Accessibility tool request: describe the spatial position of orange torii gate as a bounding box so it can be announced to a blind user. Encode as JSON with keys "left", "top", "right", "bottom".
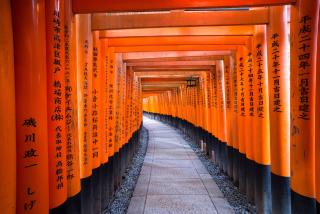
{"left": 2, "top": 0, "right": 320, "bottom": 213}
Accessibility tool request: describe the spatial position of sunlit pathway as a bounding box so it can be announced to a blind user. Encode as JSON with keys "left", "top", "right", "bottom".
{"left": 127, "top": 117, "right": 234, "bottom": 214}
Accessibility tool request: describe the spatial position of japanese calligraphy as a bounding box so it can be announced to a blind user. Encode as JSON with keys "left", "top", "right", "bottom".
{"left": 297, "top": 15, "right": 312, "bottom": 120}
{"left": 239, "top": 57, "right": 245, "bottom": 117}
{"left": 232, "top": 60, "right": 238, "bottom": 113}
{"left": 247, "top": 52, "right": 255, "bottom": 117}
{"left": 255, "top": 45, "right": 265, "bottom": 118}
{"left": 92, "top": 45, "right": 99, "bottom": 161}
{"left": 270, "top": 33, "right": 282, "bottom": 113}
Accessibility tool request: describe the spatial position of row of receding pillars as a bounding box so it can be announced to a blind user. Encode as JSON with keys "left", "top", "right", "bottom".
{"left": 143, "top": 2, "right": 320, "bottom": 214}
{"left": 0, "top": 0, "right": 144, "bottom": 213}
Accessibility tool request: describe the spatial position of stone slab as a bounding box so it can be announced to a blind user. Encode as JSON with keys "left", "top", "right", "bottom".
{"left": 144, "top": 195, "right": 218, "bottom": 214}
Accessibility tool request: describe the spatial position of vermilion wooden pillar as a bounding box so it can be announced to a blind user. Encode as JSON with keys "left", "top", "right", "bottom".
{"left": 99, "top": 38, "right": 109, "bottom": 164}
{"left": 206, "top": 72, "right": 215, "bottom": 159}
{"left": 106, "top": 47, "right": 116, "bottom": 159}
{"left": 64, "top": 0, "right": 81, "bottom": 212}
{"left": 12, "top": 0, "right": 49, "bottom": 212}
{"left": 99, "top": 38, "right": 111, "bottom": 210}
{"left": 212, "top": 65, "right": 220, "bottom": 166}
{"left": 290, "top": 0, "right": 319, "bottom": 212}
{"left": 316, "top": 11, "right": 320, "bottom": 212}
{"left": 267, "top": 6, "right": 291, "bottom": 214}
{"left": 76, "top": 14, "right": 93, "bottom": 214}
{"left": 216, "top": 60, "right": 227, "bottom": 172}
{"left": 243, "top": 41, "right": 255, "bottom": 203}
{"left": 231, "top": 52, "right": 240, "bottom": 185}
{"left": 316, "top": 10, "right": 320, "bottom": 212}
{"left": 46, "top": 0, "right": 68, "bottom": 210}
{"left": 237, "top": 46, "right": 247, "bottom": 194}
{"left": 64, "top": 0, "right": 81, "bottom": 200}
{"left": 92, "top": 31, "right": 102, "bottom": 171}
{"left": 116, "top": 54, "right": 125, "bottom": 152}
{"left": 138, "top": 78, "right": 143, "bottom": 126}
{"left": 126, "top": 68, "right": 133, "bottom": 141}
{"left": 252, "top": 25, "right": 271, "bottom": 213}
{"left": 0, "top": 1, "right": 16, "bottom": 213}
{"left": 76, "top": 13, "right": 93, "bottom": 179}
{"left": 205, "top": 72, "right": 212, "bottom": 139}
{"left": 91, "top": 30, "right": 102, "bottom": 214}
{"left": 209, "top": 69, "right": 216, "bottom": 159}
{"left": 197, "top": 77, "right": 202, "bottom": 130}
{"left": 224, "top": 56, "right": 233, "bottom": 177}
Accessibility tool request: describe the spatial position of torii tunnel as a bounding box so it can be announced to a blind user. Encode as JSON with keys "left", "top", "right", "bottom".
{"left": 1, "top": 0, "right": 320, "bottom": 213}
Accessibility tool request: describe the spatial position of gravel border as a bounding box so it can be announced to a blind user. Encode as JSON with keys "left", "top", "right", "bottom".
{"left": 176, "top": 128, "right": 256, "bottom": 214}
{"left": 104, "top": 126, "right": 149, "bottom": 214}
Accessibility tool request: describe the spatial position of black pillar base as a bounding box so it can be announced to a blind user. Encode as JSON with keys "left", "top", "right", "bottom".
{"left": 113, "top": 152, "right": 120, "bottom": 192}
{"left": 271, "top": 173, "right": 291, "bottom": 214}
{"left": 101, "top": 163, "right": 109, "bottom": 211}
{"left": 254, "top": 163, "right": 271, "bottom": 214}
{"left": 239, "top": 152, "right": 247, "bottom": 194}
{"left": 106, "top": 160, "right": 113, "bottom": 201}
{"left": 120, "top": 145, "right": 126, "bottom": 181}
{"left": 212, "top": 136, "right": 218, "bottom": 164}
{"left": 129, "top": 138, "right": 133, "bottom": 164}
{"left": 207, "top": 134, "right": 214, "bottom": 158}
{"left": 125, "top": 142, "right": 130, "bottom": 169}
{"left": 232, "top": 148, "right": 239, "bottom": 187}
{"left": 222, "top": 142, "right": 228, "bottom": 173}
{"left": 109, "top": 156, "right": 115, "bottom": 198}
{"left": 49, "top": 202, "right": 66, "bottom": 214}
{"left": 80, "top": 175, "right": 93, "bottom": 214}
{"left": 246, "top": 158, "right": 255, "bottom": 203}
{"left": 92, "top": 167, "right": 101, "bottom": 214}
{"left": 216, "top": 140, "right": 221, "bottom": 168}
{"left": 291, "top": 190, "right": 316, "bottom": 214}
{"left": 65, "top": 193, "right": 81, "bottom": 214}
{"left": 227, "top": 145, "right": 233, "bottom": 178}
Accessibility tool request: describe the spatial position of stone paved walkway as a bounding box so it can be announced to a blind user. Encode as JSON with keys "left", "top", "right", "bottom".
{"left": 127, "top": 117, "right": 234, "bottom": 214}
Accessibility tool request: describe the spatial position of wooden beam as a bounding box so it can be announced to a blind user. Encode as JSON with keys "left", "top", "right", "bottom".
{"left": 134, "top": 69, "right": 209, "bottom": 73}
{"left": 115, "top": 45, "right": 237, "bottom": 53}
{"left": 133, "top": 65, "right": 213, "bottom": 71}
{"left": 73, "top": 0, "right": 295, "bottom": 13}
{"left": 124, "top": 55, "right": 224, "bottom": 63}
{"left": 143, "top": 90, "right": 173, "bottom": 93}
{"left": 108, "top": 36, "right": 249, "bottom": 46}
{"left": 134, "top": 71, "right": 206, "bottom": 77}
{"left": 123, "top": 51, "right": 230, "bottom": 60}
{"left": 142, "top": 90, "right": 176, "bottom": 95}
{"left": 99, "top": 26, "right": 254, "bottom": 38}
{"left": 92, "top": 10, "right": 270, "bottom": 30}
{"left": 142, "top": 83, "right": 185, "bottom": 87}
{"left": 128, "top": 60, "right": 216, "bottom": 66}
{"left": 143, "top": 91, "right": 167, "bottom": 94}
{"left": 141, "top": 77, "right": 189, "bottom": 82}
{"left": 143, "top": 86, "right": 180, "bottom": 90}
